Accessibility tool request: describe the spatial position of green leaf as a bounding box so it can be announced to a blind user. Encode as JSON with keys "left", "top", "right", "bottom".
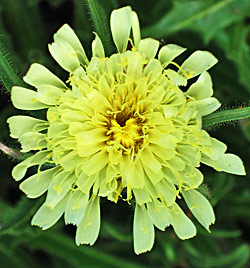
{"left": 201, "top": 228, "right": 242, "bottom": 238}
{"left": 215, "top": 25, "right": 250, "bottom": 92}
{"left": 102, "top": 221, "right": 131, "bottom": 242}
{"left": 85, "top": 0, "right": 116, "bottom": 56}
{"left": 2, "top": 0, "right": 46, "bottom": 62}
{"left": 142, "top": 0, "right": 250, "bottom": 43}
{"left": 0, "top": 197, "right": 42, "bottom": 236}
{"left": 193, "top": 244, "right": 249, "bottom": 268}
{"left": 0, "top": 248, "right": 24, "bottom": 268}
{"left": 158, "top": 236, "right": 176, "bottom": 263}
{"left": 28, "top": 230, "right": 148, "bottom": 268}
{"left": 209, "top": 173, "right": 235, "bottom": 206}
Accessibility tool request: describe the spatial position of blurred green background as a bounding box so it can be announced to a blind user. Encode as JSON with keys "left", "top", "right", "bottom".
{"left": 0, "top": 0, "right": 250, "bottom": 267}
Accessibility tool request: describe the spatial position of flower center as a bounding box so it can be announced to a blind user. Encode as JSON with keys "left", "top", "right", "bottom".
{"left": 106, "top": 108, "right": 146, "bottom": 151}
{"left": 116, "top": 111, "right": 132, "bottom": 127}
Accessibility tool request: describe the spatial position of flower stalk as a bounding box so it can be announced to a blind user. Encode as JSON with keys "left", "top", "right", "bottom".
{"left": 0, "top": 44, "right": 25, "bottom": 91}
{"left": 85, "top": 0, "right": 116, "bottom": 56}
{"left": 202, "top": 106, "right": 250, "bottom": 129}
{"left": 0, "top": 142, "right": 22, "bottom": 160}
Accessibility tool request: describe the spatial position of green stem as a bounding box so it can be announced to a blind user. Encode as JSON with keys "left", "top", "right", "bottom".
{"left": 85, "top": 0, "right": 116, "bottom": 56}
{"left": 0, "top": 46, "right": 25, "bottom": 91}
{"left": 202, "top": 106, "right": 250, "bottom": 129}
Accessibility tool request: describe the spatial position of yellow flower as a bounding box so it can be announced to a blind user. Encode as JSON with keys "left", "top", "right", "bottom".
{"left": 7, "top": 6, "right": 245, "bottom": 254}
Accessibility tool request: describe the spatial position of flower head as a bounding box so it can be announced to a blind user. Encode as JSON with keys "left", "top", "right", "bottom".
{"left": 7, "top": 6, "right": 245, "bottom": 254}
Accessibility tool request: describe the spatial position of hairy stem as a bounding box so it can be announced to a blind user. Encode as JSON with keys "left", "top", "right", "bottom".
{"left": 85, "top": 0, "right": 116, "bottom": 56}
{"left": 0, "top": 46, "right": 25, "bottom": 91}
{"left": 0, "top": 142, "right": 22, "bottom": 159}
{"left": 202, "top": 106, "right": 250, "bottom": 129}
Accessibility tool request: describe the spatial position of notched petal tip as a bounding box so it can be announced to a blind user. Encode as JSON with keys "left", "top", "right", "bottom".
{"left": 11, "top": 86, "right": 49, "bottom": 110}
{"left": 49, "top": 23, "right": 88, "bottom": 72}
{"left": 183, "top": 189, "right": 215, "bottom": 232}
{"left": 158, "top": 44, "right": 186, "bottom": 68}
{"left": 134, "top": 245, "right": 154, "bottom": 255}
{"left": 170, "top": 203, "right": 197, "bottom": 240}
{"left": 75, "top": 195, "right": 101, "bottom": 246}
{"left": 138, "top": 38, "right": 159, "bottom": 61}
{"left": 23, "top": 63, "right": 67, "bottom": 89}
{"left": 31, "top": 197, "right": 67, "bottom": 230}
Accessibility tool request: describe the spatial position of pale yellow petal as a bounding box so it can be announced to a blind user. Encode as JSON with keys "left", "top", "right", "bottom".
{"left": 7, "top": 115, "right": 48, "bottom": 139}
{"left": 59, "top": 151, "right": 83, "bottom": 171}
{"left": 130, "top": 11, "right": 141, "bottom": 48}
{"left": 133, "top": 204, "right": 155, "bottom": 255}
{"left": 12, "top": 150, "right": 51, "bottom": 181}
{"left": 76, "top": 195, "right": 101, "bottom": 245}
{"left": 148, "top": 130, "right": 177, "bottom": 149}
{"left": 202, "top": 153, "right": 246, "bottom": 175}
{"left": 77, "top": 143, "right": 104, "bottom": 158}
{"left": 181, "top": 167, "right": 204, "bottom": 188}
{"left": 158, "top": 44, "right": 186, "bottom": 68}
{"left": 82, "top": 150, "right": 109, "bottom": 176}
{"left": 110, "top": 6, "right": 132, "bottom": 52}
{"left": 179, "top": 51, "right": 218, "bottom": 79}
{"left": 37, "top": 85, "right": 63, "bottom": 105}
{"left": 23, "top": 63, "right": 67, "bottom": 89}
{"left": 156, "top": 179, "right": 177, "bottom": 206}
{"left": 131, "top": 161, "right": 145, "bottom": 189}
{"left": 138, "top": 38, "right": 159, "bottom": 61}
{"left": 46, "top": 170, "right": 75, "bottom": 208}
{"left": 139, "top": 147, "right": 162, "bottom": 177}
{"left": 126, "top": 53, "right": 143, "bottom": 79}
{"left": 65, "top": 189, "right": 88, "bottom": 225}
{"left": 192, "top": 97, "right": 221, "bottom": 116}
{"left": 49, "top": 39, "right": 80, "bottom": 73}
{"left": 31, "top": 196, "right": 68, "bottom": 230}
{"left": 133, "top": 188, "right": 151, "bottom": 205}
{"left": 11, "top": 87, "right": 49, "bottom": 110}
{"left": 76, "top": 128, "right": 107, "bottom": 146}
{"left": 92, "top": 32, "right": 105, "bottom": 58}
{"left": 147, "top": 199, "right": 171, "bottom": 230}
{"left": 165, "top": 69, "right": 187, "bottom": 86}
{"left": 20, "top": 167, "right": 59, "bottom": 198}
{"left": 182, "top": 189, "right": 215, "bottom": 231}
{"left": 202, "top": 138, "right": 227, "bottom": 160}
{"left": 186, "top": 71, "right": 213, "bottom": 100}
{"left": 170, "top": 203, "right": 197, "bottom": 240}
{"left": 19, "top": 132, "right": 47, "bottom": 152}
{"left": 50, "top": 24, "right": 88, "bottom": 69}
